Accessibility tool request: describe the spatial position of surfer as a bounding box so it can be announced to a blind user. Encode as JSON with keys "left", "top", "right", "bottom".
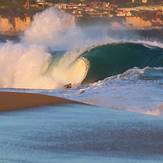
{"left": 64, "top": 83, "right": 72, "bottom": 89}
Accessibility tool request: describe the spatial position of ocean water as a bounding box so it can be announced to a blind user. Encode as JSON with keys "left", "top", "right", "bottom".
{"left": 0, "top": 8, "right": 163, "bottom": 162}
{"left": 1, "top": 104, "right": 163, "bottom": 163}
{"left": 0, "top": 105, "right": 163, "bottom": 163}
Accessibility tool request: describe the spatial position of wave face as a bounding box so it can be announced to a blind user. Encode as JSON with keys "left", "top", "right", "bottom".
{"left": 82, "top": 43, "right": 163, "bottom": 83}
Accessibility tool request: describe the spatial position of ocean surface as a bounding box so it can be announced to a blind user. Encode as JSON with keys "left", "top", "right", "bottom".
{"left": 0, "top": 8, "right": 163, "bottom": 162}
{"left": 1, "top": 104, "right": 163, "bottom": 163}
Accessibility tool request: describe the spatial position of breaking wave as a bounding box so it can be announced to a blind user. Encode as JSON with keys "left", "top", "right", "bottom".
{"left": 0, "top": 8, "right": 163, "bottom": 89}
{"left": 82, "top": 43, "right": 163, "bottom": 83}
{"left": 0, "top": 8, "right": 88, "bottom": 89}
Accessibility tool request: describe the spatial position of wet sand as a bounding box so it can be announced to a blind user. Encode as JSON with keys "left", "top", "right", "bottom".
{"left": 0, "top": 91, "right": 81, "bottom": 111}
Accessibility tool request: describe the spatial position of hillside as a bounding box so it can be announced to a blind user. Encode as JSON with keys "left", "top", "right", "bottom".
{"left": 0, "top": 0, "right": 42, "bottom": 17}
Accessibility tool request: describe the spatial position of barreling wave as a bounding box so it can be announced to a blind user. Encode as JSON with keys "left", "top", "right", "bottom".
{"left": 0, "top": 8, "right": 163, "bottom": 89}
{"left": 82, "top": 42, "right": 163, "bottom": 83}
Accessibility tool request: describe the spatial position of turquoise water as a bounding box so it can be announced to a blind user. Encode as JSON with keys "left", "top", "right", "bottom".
{"left": 83, "top": 43, "right": 163, "bottom": 83}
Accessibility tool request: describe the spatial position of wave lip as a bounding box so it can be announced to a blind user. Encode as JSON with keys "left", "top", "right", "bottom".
{"left": 49, "top": 56, "right": 90, "bottom": 88}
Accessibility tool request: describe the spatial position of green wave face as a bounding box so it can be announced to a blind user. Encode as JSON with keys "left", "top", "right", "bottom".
{"left": 82, "top": 43, "right": 163, "bottom": 83}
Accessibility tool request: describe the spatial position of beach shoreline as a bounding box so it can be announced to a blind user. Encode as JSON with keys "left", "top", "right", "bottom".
{"left": 0, "top": 91, "right": 81, "bottom": 111}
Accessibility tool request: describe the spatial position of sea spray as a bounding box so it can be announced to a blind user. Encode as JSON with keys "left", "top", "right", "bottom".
{"left": 0, "top": 8, "right": 89, "bottom": 89}
{"left": 0, "top": 41, "right": 89, "bottom": 89}
{"left": 0, "top": 42, "right": 53, "bottom": 89}
{"left": 0, "top": 8, "right": 116, "bottom": 89}
{"left": 23, "top": 8, "right": 81, "bottom": 50}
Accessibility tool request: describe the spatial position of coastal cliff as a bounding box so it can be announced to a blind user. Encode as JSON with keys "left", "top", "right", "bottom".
{"left": 125, "top": 16, "right": 152, "bottom": 28}
{"left": 0, "top": 16, "right": 31, "bottom": 34}
{"left": 125, "top": 16, "right": 163, "bottom": 28}
{"left": 0, "top": 15, "right": 162, "bottom": 35}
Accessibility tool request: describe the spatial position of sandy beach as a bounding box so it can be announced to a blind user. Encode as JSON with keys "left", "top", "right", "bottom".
{"left": 0, "top": 92, "right": 80, "bottom": 111}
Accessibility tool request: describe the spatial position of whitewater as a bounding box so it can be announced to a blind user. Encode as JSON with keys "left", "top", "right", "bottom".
{"left": 0, "top": 7, "right": 162, "bottom": 116}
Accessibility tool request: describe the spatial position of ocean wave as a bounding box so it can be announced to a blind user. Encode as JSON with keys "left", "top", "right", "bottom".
{"left": 0, "top": 8, "right": 162, "bottom": 89}
{"left": 82, "top": 43, "right": 163, "bottom": 83}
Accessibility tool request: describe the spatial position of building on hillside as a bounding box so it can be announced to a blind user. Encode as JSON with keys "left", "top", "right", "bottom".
{"left": 36, "top": 0, "right": 47, "bottom": 7}
{"left": 132, "top": 0, "right": 148, "bottom": 3}
{"left": 142, "top": 0, "right": 148, "bottom": 3}
{"left": 36, "top": 0, "right": 45, "bottom": 2}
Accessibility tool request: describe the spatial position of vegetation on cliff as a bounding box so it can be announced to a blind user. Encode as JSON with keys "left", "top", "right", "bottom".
{"left": 0, "top": 0, "right": 42, "bottom": 17}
